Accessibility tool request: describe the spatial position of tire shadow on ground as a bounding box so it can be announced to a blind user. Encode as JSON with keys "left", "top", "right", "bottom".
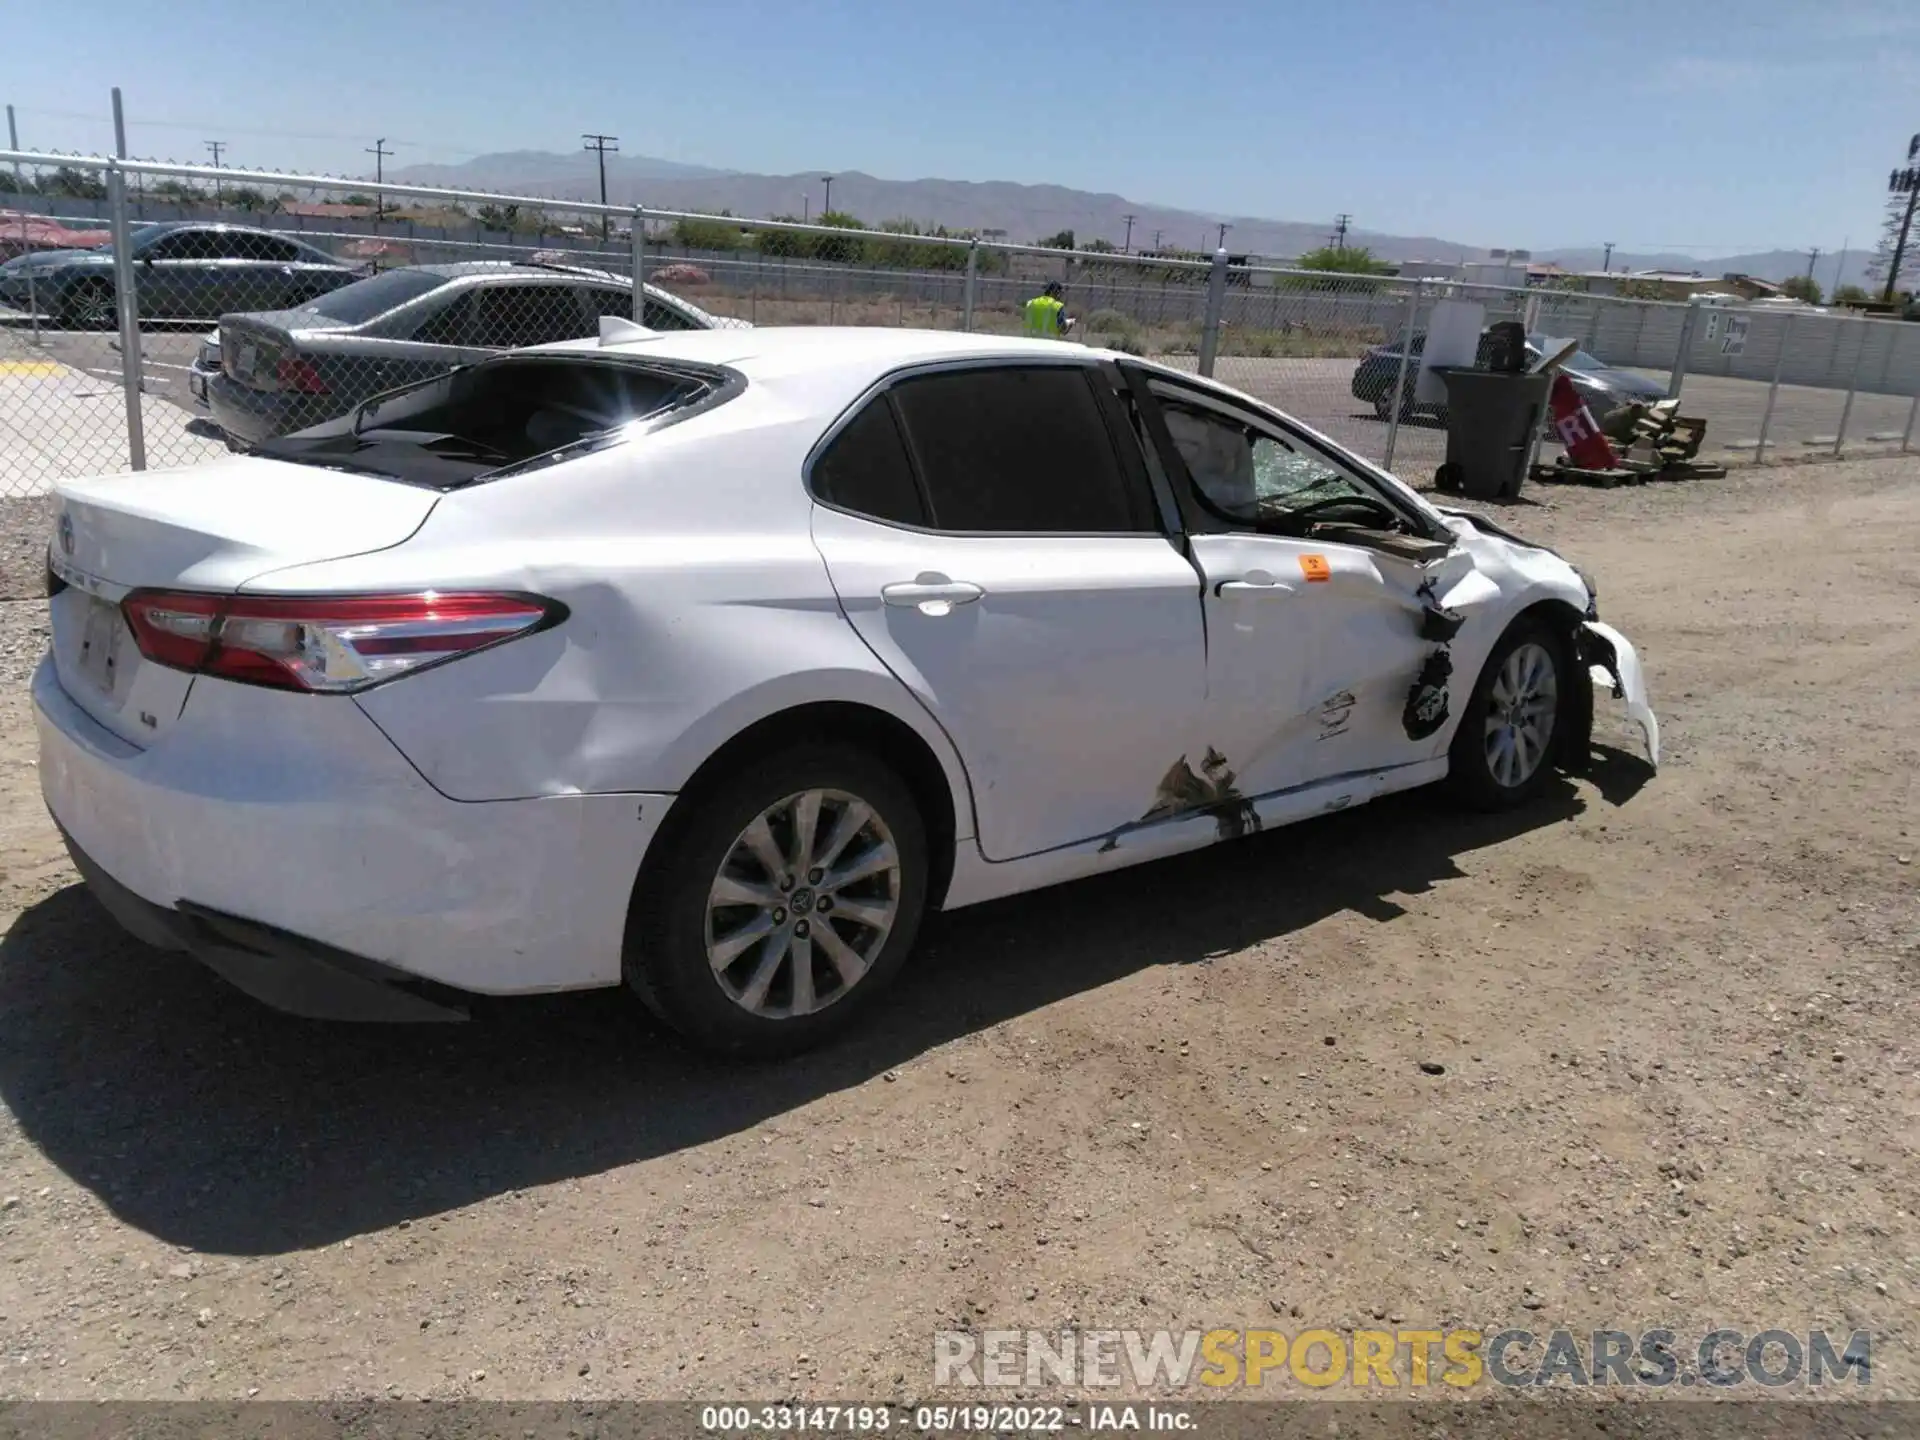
{"left": 0, "top": 750, "right": 1651, "bottom": 1255}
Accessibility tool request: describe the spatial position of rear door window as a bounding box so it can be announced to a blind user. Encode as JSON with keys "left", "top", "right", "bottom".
{"left": 149, "top": 229, "right": 223, "bottom": 260}
{"left": 811, "top": 398, "right": 927, "bottom": 527}
{"left": 220, "top": 232, "right": 303, "bottom": 262}
{"left": 589, "top": 287, "right": 705, "bottom": 331}
{"left": 471, "top": 284, "right": 593, "bottom": 348}
{"left": 411, "top": 293, "right": 474, "bottom": 346}
{"left": 210, "top": 231, "right": 275, "bottom": 260}
{"left": 888, "top": 365, "right": 1152, "bottom": 533}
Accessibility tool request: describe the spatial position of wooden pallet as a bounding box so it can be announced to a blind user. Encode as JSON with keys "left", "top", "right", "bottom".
{"left": 1532, "top": 458, "right": 1729, "bottom": 487}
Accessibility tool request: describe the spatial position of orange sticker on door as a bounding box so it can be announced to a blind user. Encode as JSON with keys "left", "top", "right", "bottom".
{"left": 1299, "top": 554, "right": 1332, "bottom": 583}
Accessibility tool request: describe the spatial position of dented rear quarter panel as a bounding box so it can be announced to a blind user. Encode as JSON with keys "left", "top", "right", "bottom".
{"left": 247, "top": 394, "right": 976, "bottom": 832}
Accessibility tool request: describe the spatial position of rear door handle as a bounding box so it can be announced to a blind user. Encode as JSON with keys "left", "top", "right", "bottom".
{"left": 881, "top": 578, "right": 984, "bottom": 614}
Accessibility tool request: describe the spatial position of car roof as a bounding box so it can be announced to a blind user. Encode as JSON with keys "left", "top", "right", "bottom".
{"left": 544, "top": 325, "right": 1112, "bottom": 382}
{"left": 518, "top": 327, "right": 1123, "bottom": 418}
{"left": 412, "top": 260, "right": 624, "bottom": 281}
{"left": 138, "top": 220, "right": 298, "bottom": 238}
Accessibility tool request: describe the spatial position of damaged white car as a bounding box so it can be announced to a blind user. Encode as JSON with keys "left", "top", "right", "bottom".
{"left": 36, "top": 325, "right": 1657, "bottom": 1057}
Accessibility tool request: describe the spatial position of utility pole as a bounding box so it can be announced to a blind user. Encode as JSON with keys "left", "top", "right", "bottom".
{"left": 1121, "top": 213, "right": 1137, "bottom": 254}
{"left": 1833, "top": 235, "right": 1849, "bottom": 298}
{"left": 1602, "top": 241, "right": 1615, "bottom": 273}
{"left": 821, "top": 174, "right": 834, "bottom": 217}
{"left": 582, "top": 132, "right": 619, "bottom": 241}
{"left": 364, "top": 137, "right": 391, "bottom": 222}
{"left": 1881, "top": 138, "right": 1920, "bottom": 304}
{"left": 204, "top": 140, "right": 225, "bottom": 204}
{"left": 803, "top": 195, "right": 810, "bottom": 224}
{"left": 1806, "top": 247, "right": 1821, "bottom": 281}
{"left": 5, "top": 106, "right": 20, "bottom": 193}
{"left": 1331, "top": 213, "right": 1352, "bottom": 250}
{"left": 1151, "top": 229, "right": 1164, "bottom": 252}
{"left": 1215, "top": 221, "right": 1231, "bottom": 251}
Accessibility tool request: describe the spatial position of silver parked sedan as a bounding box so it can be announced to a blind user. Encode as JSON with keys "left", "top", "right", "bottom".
{"left": 200, "top": 261, "right": 744, "bottom": 446}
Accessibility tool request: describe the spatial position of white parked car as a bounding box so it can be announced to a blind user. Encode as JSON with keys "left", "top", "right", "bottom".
{"left": 37, "top": 325, "right": 1657, "bottom": 1056}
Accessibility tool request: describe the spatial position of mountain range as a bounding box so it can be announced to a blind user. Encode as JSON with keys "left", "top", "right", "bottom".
{"left": 388, "top": 150, "right": 1878, "bottom": 291}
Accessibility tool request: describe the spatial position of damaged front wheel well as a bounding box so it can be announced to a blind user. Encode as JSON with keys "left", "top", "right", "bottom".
{"left": 1519, "top": 599, "right": 1593, "bottom": 775}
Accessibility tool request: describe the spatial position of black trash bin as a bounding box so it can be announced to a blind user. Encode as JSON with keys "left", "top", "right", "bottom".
{"left": 1431, "top": 366, "right": 1551, "bottom": 500}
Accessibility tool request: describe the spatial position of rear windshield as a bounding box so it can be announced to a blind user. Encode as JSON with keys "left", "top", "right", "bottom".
{"left": 253, "top": 355, "right": 732, "bottom": 489}
{"left": 293, "top": 268, "right": 449, "bottom": 325}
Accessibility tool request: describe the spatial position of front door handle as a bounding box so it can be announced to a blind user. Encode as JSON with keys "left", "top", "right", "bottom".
{"left": 1214, "top": 568, "right": 1296, "bottom": 597}
{"left": 881, "top": 577, "right": 985, "bottom": 615}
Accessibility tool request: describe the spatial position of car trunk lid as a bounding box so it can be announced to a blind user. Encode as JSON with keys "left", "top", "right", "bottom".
{"left": 49, "top": 457, "right": 440, "bottom": 747}
{"left": 220, "top": 311, "right": 346, "bottom": 393}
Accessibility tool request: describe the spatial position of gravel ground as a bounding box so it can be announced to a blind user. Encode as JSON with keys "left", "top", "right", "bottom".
{"left": 0, "top": 497, "right": 54, "bottom": 603}
{"left": 0, "top": 457, "right": 1914, "bottom": 1408}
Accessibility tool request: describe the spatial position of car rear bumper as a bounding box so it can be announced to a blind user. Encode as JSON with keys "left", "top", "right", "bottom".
{"left": 57, "top": 822, "right": 476, "bottom": 1021}
{"left": 34, "top": 654, "right": 670, "bottom": 1008}
{"left": 206, "top": 372, "right": 339, "bottom": 445}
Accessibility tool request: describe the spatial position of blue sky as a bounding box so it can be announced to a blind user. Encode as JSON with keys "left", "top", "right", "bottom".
{"left": 7, "top": 0, "right": 1918, "bottom": 258}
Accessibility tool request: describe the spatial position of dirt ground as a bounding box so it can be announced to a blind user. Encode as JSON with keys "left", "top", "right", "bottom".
{"left": 0, "top": 455, "right": 1915, "bottom": 1406}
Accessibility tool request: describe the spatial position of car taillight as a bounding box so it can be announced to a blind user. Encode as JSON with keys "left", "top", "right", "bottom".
{"left": 120, "top": 590, "right": 562, "bottom": 693}
{"left": 277, "top": 354, "right": 329, "bottom": 393}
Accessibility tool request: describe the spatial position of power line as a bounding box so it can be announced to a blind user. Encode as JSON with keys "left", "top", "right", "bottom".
{"left": 582, "top": 132, "right": 619, "bottom": 240}
{"left": 13, "top": 105, "right": 489, "bottom": 156}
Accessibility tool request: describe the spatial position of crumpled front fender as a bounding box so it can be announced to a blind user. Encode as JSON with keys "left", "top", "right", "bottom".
{"left": 1580, "top": 620, "right": 1659, "bottom": 768}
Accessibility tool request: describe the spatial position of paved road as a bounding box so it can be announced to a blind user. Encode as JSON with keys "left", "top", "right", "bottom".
{"left": 1195, "top": 354, "right": 1920, "bottom": 480}
{"left": 0, "top": 319, "right": 208, "bottom": 418}
{"left": 0, "top": 316, "right": 225, "bottom": 494}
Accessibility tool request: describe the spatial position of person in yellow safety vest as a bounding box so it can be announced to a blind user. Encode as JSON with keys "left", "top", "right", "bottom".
{"left": 1023, "top": 281, "right": 1070, "bottom": 338}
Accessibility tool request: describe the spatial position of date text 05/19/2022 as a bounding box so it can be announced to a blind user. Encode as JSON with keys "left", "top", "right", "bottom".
{"left": 698, "top": 1404, "right": 1197, "bottom": 1432}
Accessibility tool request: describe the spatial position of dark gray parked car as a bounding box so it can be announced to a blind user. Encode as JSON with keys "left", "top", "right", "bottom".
{"left": 199, "top": 261, "right": 743, "bottom": 447}
{"left": 1351, "top": 331, "right": 1667, "bottom": 423}
{"left": 0, "top": 221, "right": 360, "bottom": 328}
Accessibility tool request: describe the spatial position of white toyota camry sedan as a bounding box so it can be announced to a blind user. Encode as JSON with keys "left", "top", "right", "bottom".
{"left": 37, "top": 324, "right": 1657, "bottom": 1056}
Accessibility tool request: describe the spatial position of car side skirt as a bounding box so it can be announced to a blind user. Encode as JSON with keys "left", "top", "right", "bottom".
{"left": 941, "top": 757, "right": 1447, "bottom": 910}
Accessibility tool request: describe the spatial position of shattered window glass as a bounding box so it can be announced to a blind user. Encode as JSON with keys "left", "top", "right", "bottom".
{"left": 1161, "top": 402, "right": 1371, "bottom": 525}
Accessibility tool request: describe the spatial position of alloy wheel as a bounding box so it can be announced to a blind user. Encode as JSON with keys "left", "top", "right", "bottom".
{"left": 1483, "top": 641, "right": 1558, "bottom": 788}
{"left": 703, "top": 788, "right": 901, "bottom": 1020}
{"left": 72, "top": 285, "right": 115, "bottom": 330}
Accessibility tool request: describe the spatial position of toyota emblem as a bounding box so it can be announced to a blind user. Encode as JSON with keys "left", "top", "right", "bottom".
{"left": 57, "top": 512, "right": 74, "bottom": 557}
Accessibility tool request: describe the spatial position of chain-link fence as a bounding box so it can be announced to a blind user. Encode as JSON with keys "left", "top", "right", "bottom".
{"left": 5, "top": 149, "right": 1920, "bottom": 528}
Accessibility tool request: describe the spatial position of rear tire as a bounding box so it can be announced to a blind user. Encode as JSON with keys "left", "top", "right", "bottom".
{"left": 624, "top": 743, "right": 929, "bottom": 1058}
{"left": 1446, "top": 617, "right": 1567, "bottom": 811}
{"left": 1372, "top": 384, "right": 1414, "bottom": 423}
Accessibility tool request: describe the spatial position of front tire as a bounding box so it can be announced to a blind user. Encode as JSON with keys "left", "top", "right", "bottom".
{"left": 625, "top": 743, "right": 929, "bottom": 1057}
{"left": 1447, "top": 618, "right": 1566, "bottom": 811}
